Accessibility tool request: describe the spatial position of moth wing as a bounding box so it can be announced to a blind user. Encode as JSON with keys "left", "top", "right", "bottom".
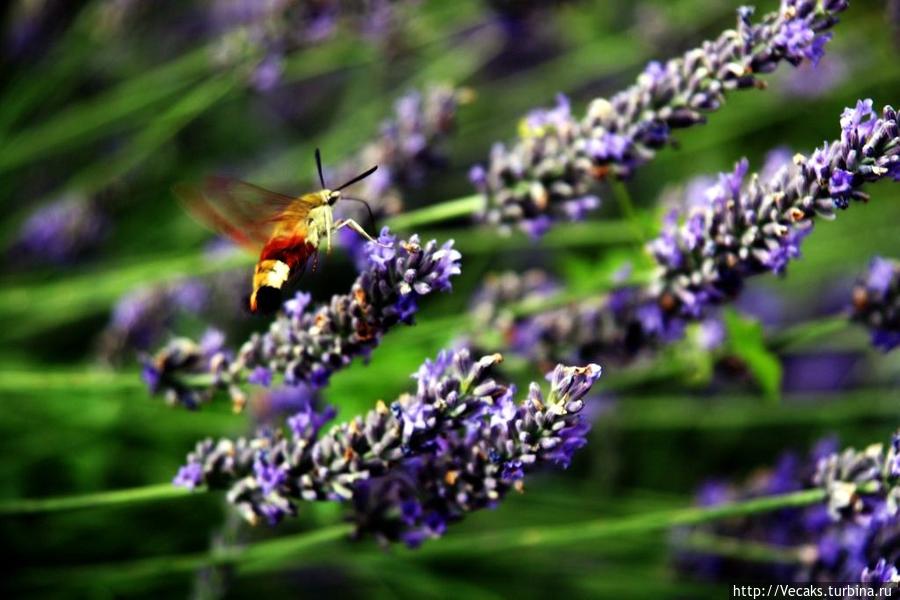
{"left": 173, "top": 176, "right": 313, "bottom": 253}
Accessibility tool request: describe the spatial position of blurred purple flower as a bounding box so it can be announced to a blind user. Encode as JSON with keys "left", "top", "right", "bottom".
{"left": 8, "top": 195, "right": 107, "bottom": 266}
{"left": 211, "top": 0, "right": 412, "bottom": 90}
{"left": 781, "top": 352, "right": 860, "bottom": 393}
{"left": 781, "top": 54, "right": 849, "bottom": 98}
{"left": 99, "top": 280, "right": 209, "bottom": 363}
{"left": 852, "top": 257, "right": 900, "bottom": 352}
{"left": 698, "top": 318, "right": 726, "bottom": 351}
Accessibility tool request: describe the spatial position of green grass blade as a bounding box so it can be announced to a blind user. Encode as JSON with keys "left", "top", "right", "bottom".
{"left": 0, "top": 483, "right": 190, "bottom": 515}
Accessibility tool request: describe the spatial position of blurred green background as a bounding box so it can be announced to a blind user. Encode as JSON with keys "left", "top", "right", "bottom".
{"left": 2, "top": 0, "right": 899, "bottom": 597}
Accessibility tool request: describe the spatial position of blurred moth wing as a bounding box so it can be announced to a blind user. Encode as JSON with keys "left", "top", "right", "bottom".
{"left": 173, "top": 177, "right": 328, "bottom": 314}
{"left": 173, "top": 176, "right": 307, "bottom": 253}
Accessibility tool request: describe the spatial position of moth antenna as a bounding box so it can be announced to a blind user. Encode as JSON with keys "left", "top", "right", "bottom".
{"left": 315, "top": 148, "right": 327, "bottom": 189}
{"left": 335, "top": 165, "right": 378, "bottom": 192}
{"left": 340, "top": 196, "right": 377, "bottom": 227}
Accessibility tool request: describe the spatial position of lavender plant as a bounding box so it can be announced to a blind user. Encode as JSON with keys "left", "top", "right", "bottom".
{"left": 470, "top": 101, "right": 899, "bottom": 366}
{"left": 852, "top": 257, "right": 900, "bottom": 352}
{"left": 677, "top": 431, "right": 900, "bottom": 585}
{"left": 143, "top": 228, "right": 461, "bottom": 409}
{"left": 9, "top": 1, "right": 900, "bottom": 595}
{"left": 211, "top": 0, "right": 413, "bottom": 90}
{"left": 173, "top": 347, "right": 601, "bottom": 545}
{"left": 470, "top": 0, "right": 849, "bottom": 234}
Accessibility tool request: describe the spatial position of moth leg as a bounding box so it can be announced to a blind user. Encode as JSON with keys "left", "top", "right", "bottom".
{"left": 325, "top": 207, "right": 333, "bottom": 254}
{"left": 335, "top": 219, "right": 389, "bottom": 246}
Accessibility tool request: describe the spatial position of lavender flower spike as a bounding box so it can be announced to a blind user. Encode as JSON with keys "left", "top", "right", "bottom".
{"left": 852, "top": 257, "right": 900, "bottom": 352}
{"left": 471, "top": 102, "right": 899, "bottom": 366}
{"left": 143, "top": 229, "right": 461, "bottom": 409}
{"left": 174, "top": 349, "right": 601, "bottom": 544}
{"left": 353, "top": 359, "right": 601, "bottom": 546}
{"left": 472, "top": 0, "right": 849, "bottom": 234}
{"left": 675, "top": 433, "right": 900, "bottom": 585}
{"left": 653, "top": 101, "right": 899, "bottom": 321}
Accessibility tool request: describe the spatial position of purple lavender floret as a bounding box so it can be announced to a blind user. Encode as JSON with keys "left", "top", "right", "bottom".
{"left": 471, "top": 0, "right": 849, "bottom": 233}
{"left": 174, "top": 347, "right": 601, "bottom": 543}
{"left": 144, "top": 230, "right": 461, "bottom": 409}
{"left": 251, "top": 382, "right": 322, "bottom": 424}
{"left": 247, "top": 366, "right": 272, "bottom": 387}
{"left": 861, "top": 558, "right": 900, "bottom": 585}
{"left": 8, "top": 195, "right": 107, "bottom": 266}
{"left": 173, "top": 461, "right": 205, "bottom": 490}
{"left": 851, "top": 257, "right": 900, "bottom": 352}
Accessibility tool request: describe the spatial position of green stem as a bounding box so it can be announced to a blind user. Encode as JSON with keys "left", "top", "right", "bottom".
{"left": 51, "top": 524, "right": 355, "bottom": 586}
{"left": 0, "top": 368, "right": 140, "bottom": 392}
{"left": 610, "top": 387, "right": 900, "bottom": 431}
{"left": 769, "top": 315, "right": 849, "bottom": 351}
{"left": 609, "top": 180, "right": 648, "bottom": 243}
{"left": 25, "top": 489, "right": 826, "bottom": 583}
{"left": 0, "top": 483, "right": 192, "bottom": 516}
{"left": 408, "top": 489, "right": 827, "bottom": 557}
{"left": 385, "top": 194, "right": 483, "bottom": 230}
{"left": 426, "top": 218, "right": 637, "bottom": 253}
{"left": 675, "top": 531, "right": 812, "bottom": 565}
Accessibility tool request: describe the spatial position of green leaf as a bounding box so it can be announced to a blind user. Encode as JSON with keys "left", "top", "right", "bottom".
{"left": 723, "top": 308, "right": 783, "bottom": 404}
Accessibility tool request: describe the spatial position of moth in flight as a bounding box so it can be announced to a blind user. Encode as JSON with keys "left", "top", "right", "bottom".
{"left": 174, "top": 149, "right": 380, "bottom": 314}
